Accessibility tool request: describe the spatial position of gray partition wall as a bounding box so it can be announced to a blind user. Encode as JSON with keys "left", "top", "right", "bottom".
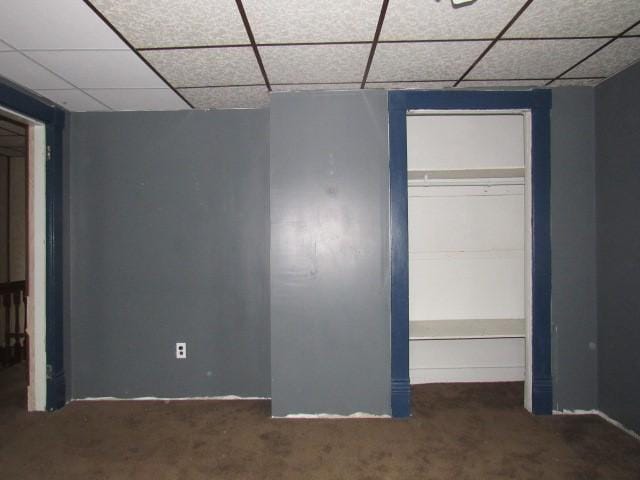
{"left": 550, "top": 88, "right": 598, "bottom": 411}
{"left": 270, "top": 90, "right": 391, "bottom": 416}
{"left": 68, "top": 109, "right": 270, "bottom": 399}
{"left": 596, "top": 62, "right": 640, "bottom": 434}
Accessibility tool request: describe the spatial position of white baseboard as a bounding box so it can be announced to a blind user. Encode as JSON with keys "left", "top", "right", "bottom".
{"left": 553, "top": 408, "right": 640, "bottom": 441}
{"left": 74, "top": 395, "right": 271, "bottom": 401}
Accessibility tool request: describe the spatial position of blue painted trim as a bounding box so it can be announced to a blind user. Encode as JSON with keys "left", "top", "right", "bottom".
{"left": 389, "top": 97, "right": 410, "bottom": 417}
{"left": 0, "top": 82, "right": 66, "bottom": 411}
{"left": 388, "top": 89, "right": 553, "bottom": 417}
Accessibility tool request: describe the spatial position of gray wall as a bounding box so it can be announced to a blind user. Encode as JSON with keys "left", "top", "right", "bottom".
{"left": 595, "top": 62, "right": 640, "bottom": 433}
{"left": 550, "top": 88, "right": 598, "bottom": 411}
{"left": 270, "top": 90, "right": 390, "bottom": 416}
{"left": 68, "top": 109, "right": 270, "bottom": 399}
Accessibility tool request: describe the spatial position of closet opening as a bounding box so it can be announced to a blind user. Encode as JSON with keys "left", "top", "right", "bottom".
{"left": 406, "top": 110, "right": 533, "bottom": 409}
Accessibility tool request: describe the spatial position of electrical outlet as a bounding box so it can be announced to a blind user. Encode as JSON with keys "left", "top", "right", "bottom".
{"left": 176, "top": 342, "right": 187, "bottom": 359}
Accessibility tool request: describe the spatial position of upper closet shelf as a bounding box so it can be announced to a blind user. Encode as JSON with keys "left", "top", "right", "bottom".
{"left": 408, "top": 167, "right": 525, "bottom": 187}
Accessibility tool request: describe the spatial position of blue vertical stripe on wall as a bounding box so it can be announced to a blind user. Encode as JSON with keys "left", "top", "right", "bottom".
{"left": 388, "top": 89, "right": 552, "bottom": 417}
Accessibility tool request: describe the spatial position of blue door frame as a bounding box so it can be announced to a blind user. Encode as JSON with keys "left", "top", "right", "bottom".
{"left": 0, "top": 82, "right": 66, "bottom": 410}
{"left": 389, "top": 90, "right": 552, "bottom": 417}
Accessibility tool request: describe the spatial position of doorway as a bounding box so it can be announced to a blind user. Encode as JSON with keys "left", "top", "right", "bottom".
{"left": 0, "top": 107, "right": 47, "bottom": 411}
{"left": 1, "top": 115, "right": 28, "bottom": 410}
{"left": 389, "top": 90, "right": 552, "bottom": 417}
{"left": 406, "top": 111, "right": 530, "bottom": 399}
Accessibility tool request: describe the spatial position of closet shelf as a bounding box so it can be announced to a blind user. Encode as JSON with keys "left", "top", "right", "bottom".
{"left": 409, "top": 318, "right": 525, "bottom": 340}
{"left": 408, "top": 167, "right": 525, "bottom": 187}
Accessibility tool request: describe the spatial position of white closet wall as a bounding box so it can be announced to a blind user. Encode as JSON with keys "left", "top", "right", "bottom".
{"left": 408, "top": 113, "right": 526, "bottom": 384}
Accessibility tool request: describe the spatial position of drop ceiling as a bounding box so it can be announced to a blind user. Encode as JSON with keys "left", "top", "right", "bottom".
{"left": 0, "top": 0, "right": 639, "bottom": 111}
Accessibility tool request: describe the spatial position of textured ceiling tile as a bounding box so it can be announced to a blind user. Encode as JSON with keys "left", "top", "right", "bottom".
{"left": 368, "top": 42, "right": 489, "bottom": 82}
{"left": 552, "top": 78, "right": 603, "bottom": 87}
{"left": 85, "top": 88, "right": 190, "bottom": 111}
{"left": 142, "top": 48, "right": 263, "bottom": 87}
{"left": 469, "top": 39, "right": 606, "bottom": 79}
{"left": 271, "top": 83, "right": 361, "bottom": 92}
{"left": 260, "top": 44, "right": 370, "bottom": 84}
{"left": 625, "top": 24, "right": 640, "bottom": 36}
{"left": 178, "top": 86, "right": 269, "bottom": 109}
{"left": 506, "top": 0, "right": 640, "bottom": 38}
{"left": 243, "top": 0, "right": 381, "bottom": 43}
{"left": 90, "top": 0, "right": 248, "bottom": 48}
{"left": 0, "top": 52, "right": 72, "bottom": 89}
{"left": 457, "top": 79, "right": 548, "bottom": 88}
{"left": 26, "top": 50, "right": 166, "bottom": 88}
{"left": 0, "top": 40, "right": 13, "bottom": 51}
{"left": 366, "top": 81, "right": 453, "bottom": 89}
{"left": 35, "top": 89, "right": 111, "bottom": 111}
{"left": 0, "top": 0, "right": 126, "bottom": 50}
{"left": 381, "top": 0, "right": 527, "bottom": 40}
{"left": 569, "top": 38, "right": 640, "bottom": 78}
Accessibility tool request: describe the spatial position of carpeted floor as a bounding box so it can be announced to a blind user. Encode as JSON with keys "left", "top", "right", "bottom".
{"left": 1, "top": 364, "right": 639, "bottom": 479}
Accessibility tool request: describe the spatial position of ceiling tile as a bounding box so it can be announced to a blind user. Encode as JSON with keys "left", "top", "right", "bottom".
{"left": 90, "top": 0, "right": 248, "bottom": 48}
{"left": 381, "top": 0, "right": 527, "bottom": 40}
{"left": 569, "top": 38, "right": 640, "bottom": 78}
{"left": 143, "top": 48, "right": 263, "bottom": 87}
{"left": 0, "top": 41, "right": 13, "bottom": 51}
{"left": 625, "top": 24, "right": 640, "bottom": 36}
{"left": 271, "top": 84, "right": 361, "bottom": 92}
{"left": 0, "top": 0, "right": 126, "bottom": 50}
{"left": 85, "top": 88, "right": 190, "bottom": 111}
{"left": 469, "top": 39, "right": 606, "bottom": 80}
{"left": 260, "top": 44, "right": 370, "bottom": 84}
{"left": 366, "top": 81, "right": 453, "bottom": 90}
{"left": 368, "top": 42, "right": 489, "bottom": 82}
{"left": 25, "top": 50, "right": 166, "bottom": 89}
{"left": 35, "top": 89, "right": 110, "bottom": 112}
{"left": 506, "top": 0, "right": 640, "bottom": 38}
{"left": 0, "top": 52, "right": 72, "bottom": 89}
{"left": 243, "top": 0, "right": 381, "bottom": 43}
{"left": 552, "top": 78, "right": 603, "bottom": 87}
{"left": 178, "top": 86, "right": 269, "bottom": 109}
{"left": 457, "top": 79, "right": 547, "bottom": 88}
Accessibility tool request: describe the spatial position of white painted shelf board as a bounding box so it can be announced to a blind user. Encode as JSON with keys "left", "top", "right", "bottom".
{"left": 409, "top": 318, "right": 525, "bottom": 340}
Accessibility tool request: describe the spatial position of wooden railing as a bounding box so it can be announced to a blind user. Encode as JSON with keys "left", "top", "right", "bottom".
{"left": 1, "top": 280, "right": 27, "bottom": 367}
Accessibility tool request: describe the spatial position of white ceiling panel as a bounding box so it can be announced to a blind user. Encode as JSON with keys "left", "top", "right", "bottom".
{"left": 552, "top": 78, "right": 603, "bottom": 87}
{"left": 143, "top": 48, "right": 263, "bottom": 87}
{"left": 243, "top": 0, "right": 381, "bottom": 43}
{"left": 85, "top": 88, "right": 190, "bottom": 111}
{"left": 457, "top": 79, "right": 547, "bottom": 88}
{"left": 90, "top": 0, "right": 248, "bottom": 48}
{"left": 569, "top": 38, "right": 640, "bottom": 78}
{"left": 506, "top": 0, "right": 640, "bottom": 38}
{"left": 625, "top": 24, "right": 640, "bottom": 36}
{"left": 261, "top": 44, "right": 370, "bottom": 84}
{"left": 271, "top": 84, "right": 361, "bottom": 92}
{"left": 381, "top": 0, "right": 527, "bottom": 40}
{"left": 0, "top": 41, "right": 13, "bottom": 51}
{"left": 0, "top": 52, "right": 72, "bottom": 90}
{"left": 26, "top": 50, "right": 166, "bottom": 89}
{"left": 366, "top": 81, "right": 453, "bottom": 90}
{"left": 179, "top": 86, "right": 269, "bottom": 109}
{"left": 0, "top": 0, "right": 126, "bottom": 50}
{"left": 469, "top": 39, "right": 606, "bottom": 80}
{"left": 368, "top": 42, "right": 489, "bottom": 82}
{"left": 35, "top": 89, "right": 110, "bottom": 112}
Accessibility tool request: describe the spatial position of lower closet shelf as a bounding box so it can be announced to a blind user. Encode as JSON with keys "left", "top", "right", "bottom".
{"left": 409, "top": 318, "right": 525, "bottom": 340}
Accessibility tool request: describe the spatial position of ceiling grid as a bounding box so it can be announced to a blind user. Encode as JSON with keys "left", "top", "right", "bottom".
{"left": 1, "top": 0, "right": 640, "bottom": 111}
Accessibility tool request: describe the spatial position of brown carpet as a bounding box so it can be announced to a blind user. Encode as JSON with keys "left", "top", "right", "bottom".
{"left": 1, "top": 365, "right": 639, "bottom": 479}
